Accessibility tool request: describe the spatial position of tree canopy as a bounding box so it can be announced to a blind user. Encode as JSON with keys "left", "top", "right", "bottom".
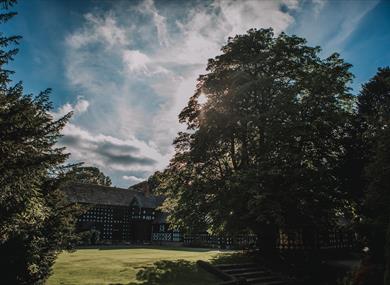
{"left": 65, "top": 165, "right": 112, "bottom": 186}
{"left": 158, "top": 28, "right": 354, "bottom": 235}
{"left": 355, "top": 67, "right": 390, "bottom": 284}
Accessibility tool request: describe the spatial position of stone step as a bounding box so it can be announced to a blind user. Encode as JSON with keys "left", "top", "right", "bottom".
{"left": 232, "top": 270, "right": 270, "bottom": 279}
{"left": 224, "top": 268, "right": 264, "bottom": 275}
{"left": 215, "top": 263, "right": 260, "bottom": 270}
{"left": 250, "top": 281, "right": 287, "bottom": 285}
{"left": 213, "top": 262, "right": 289, "bottom": 285}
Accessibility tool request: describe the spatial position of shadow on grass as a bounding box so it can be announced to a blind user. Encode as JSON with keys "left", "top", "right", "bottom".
{"left": 109, "top": 259, "right": 219, "bottom": 285}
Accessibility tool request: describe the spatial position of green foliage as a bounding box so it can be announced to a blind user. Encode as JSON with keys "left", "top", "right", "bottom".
{"left": 65, "top": 165, "right": 112, "bottom": 186}
{"left": 364, "top": 127, "right": 390, "bottom": 262}
{"left": 159, "top": 28, "right": 354, "bottom": 235}
{"left": 354, "top": 67, "right": 390, "bottom": 202}
{"left": 358, "top": 67, "right": 390, "bottom": 135}
{"left": 78, "top": 229, "right": 101, "bottom": 245}
{"left": 350, "top": 67, "right": 390, "bottom": 284}
{"left": 358, "top": 67, "right": 390, "bottom": 263}
{"left": 147, "top": 171, "right": 164, "bottom": 191}
{"left": 0, "top": 3, "right": 81, "bottom": 284}
{"left": 339, "top": 263, "right": 384, "bottom": 285}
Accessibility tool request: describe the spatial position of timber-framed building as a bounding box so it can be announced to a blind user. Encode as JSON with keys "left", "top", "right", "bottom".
{"left": 62, "top": 182, "right": 180, "bottom": 243}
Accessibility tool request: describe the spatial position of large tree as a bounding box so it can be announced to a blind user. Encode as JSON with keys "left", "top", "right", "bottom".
{"left": 0, "top": 2, "right": 80, "bottom": 284}
{"left": 355, "top": 67, "right": 390, "bottom": 204}
{"left": 158, "top": 29, "right": 354, "bottom": 246}
{"left": 358, "top": 68, "right": 390, "bottom": 259}
{"left": 354, "top": 67, "right": 390, "bottom": 284}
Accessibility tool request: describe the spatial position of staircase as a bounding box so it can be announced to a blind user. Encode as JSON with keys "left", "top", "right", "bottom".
{"left": 214, "top": 263, "right": 290, "bottom": 285}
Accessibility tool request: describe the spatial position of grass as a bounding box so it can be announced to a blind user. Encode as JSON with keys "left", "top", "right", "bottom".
{"left": 46, "top": 246, "right": 228, "bottom": 285}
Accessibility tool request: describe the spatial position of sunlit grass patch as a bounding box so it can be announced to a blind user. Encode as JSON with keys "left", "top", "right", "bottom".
{"left": 47, "top": 246, "right": 230, "bottom": 285}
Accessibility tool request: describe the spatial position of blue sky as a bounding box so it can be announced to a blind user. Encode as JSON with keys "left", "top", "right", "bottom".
{"left": 3, "top": 0, "right": 389, "bottom": 187}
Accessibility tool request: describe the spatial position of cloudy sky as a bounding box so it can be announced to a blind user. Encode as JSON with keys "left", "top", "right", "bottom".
{"left": 4, "top": 0, "right": 390, "bottom": 187}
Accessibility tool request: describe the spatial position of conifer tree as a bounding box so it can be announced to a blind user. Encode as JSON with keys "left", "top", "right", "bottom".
{"left": 356, "top": 67, "right": 390, "bottom": 285}
{"left": 0, "top": 1, "right": 80, "bottom": 283}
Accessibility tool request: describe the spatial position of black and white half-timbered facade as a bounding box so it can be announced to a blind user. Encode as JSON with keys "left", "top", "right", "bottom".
{"left": 62, "top": 183, "right": 182, "bottom": 243}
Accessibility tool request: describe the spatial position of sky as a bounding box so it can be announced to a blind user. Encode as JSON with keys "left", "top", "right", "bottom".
{"left": 3, "top": 0, "right": 390, "bottom": 187}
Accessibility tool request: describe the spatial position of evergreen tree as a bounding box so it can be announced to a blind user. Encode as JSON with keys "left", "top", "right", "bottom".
{"left": 355, "top": 67, "right": 390, "bottom": 284}
{"left": 358, "top": 67, "right": 390, "bottom": 135}
{"left": 365, "top": 127, "right": 390, "bottom": 284}
{"left": 0, "top": 2, "right": 80, "bottom": 283}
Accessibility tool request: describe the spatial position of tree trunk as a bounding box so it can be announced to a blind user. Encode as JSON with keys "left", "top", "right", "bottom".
{"left": 257, "top": 223, "right": 278, "bottom": 258}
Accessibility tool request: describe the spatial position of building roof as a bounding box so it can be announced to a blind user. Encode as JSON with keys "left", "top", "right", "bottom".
{"left": 129, "top": 181, "right": 151, "bottom": 194}
{"left": 62, "top": 182, "right": 164, "bottom": 208}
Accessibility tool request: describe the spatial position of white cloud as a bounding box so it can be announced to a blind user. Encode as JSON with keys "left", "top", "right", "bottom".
{"left": 289, "top": 0, "right": 379, "bottom": 55}
{"left": 123, "top": 175, "right": 144, "bottom": 183}
{"left": 138, "top": 0, "right": 170, "bottom": 46}
{"left": 52, "top": 98, "right": 90, "bottom": 119}
{"left": 66, "top": 12, "right": 128, "bottom": 49}
{"left": 122, "top": 49, "right": 169, "bottom": 76}
{"left": 74, "top": 98, "right": 90, "bottom": 113}
{"left": 216, "top": 0, "right": 297, "bottom": 38}
{"left": 59, "top": 122, "right": 170, "bottom": 173}
{"left": 312, "top": 0, "right": 327, "bottom": 16}
{"left": 62, "top": 0, "right": 333, "bottom": 186}
{"left": 324, "top": 1, "right": 378, "bottom": 52}
{"left": 122, "top": 50, "right": 150, "bottom": 73}
{"left": 60, "top": 0, "right": 301, "bottom": 186}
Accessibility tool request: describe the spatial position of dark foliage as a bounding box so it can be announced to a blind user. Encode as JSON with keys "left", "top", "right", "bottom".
{"left": 352, "top": 67, "right": 390, "bottom": 285}
{"left": 65, "top": 165, "right": 112, "bottom": 186}
{"left": 0, "top": 2, "right": 81, "bottom": 284}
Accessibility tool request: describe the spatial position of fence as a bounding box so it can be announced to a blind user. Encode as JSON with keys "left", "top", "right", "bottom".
{"left": 183, "top": 234, "right": 258, "bottom": 249}
{"left": 277, "top": 228, "right": 356, "bottom": 250}
{"left": 181, "top": 228, "right": 356, "bottom": 251}
{"left": 152, "top": 230, "right": 182, "bottom": 242}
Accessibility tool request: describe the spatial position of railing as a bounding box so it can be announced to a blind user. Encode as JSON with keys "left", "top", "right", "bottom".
{"left": 277, "top": 228, "right": 356, "bottom": 250}
{"left": 181, "top": 228, "right": 356, "bottom": 251}
{"left": 183, "top": 234, "right": 258, "bottom": 249}
{"left": 152, "top": 231, "right": 182, "bottom": 242}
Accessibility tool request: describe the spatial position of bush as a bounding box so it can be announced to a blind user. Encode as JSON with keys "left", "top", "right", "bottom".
{"left": 79, "top": 230, "right": 101, "bottom": 245}
{"left": 338, "top": 262, "right": 384, "bottom": 285}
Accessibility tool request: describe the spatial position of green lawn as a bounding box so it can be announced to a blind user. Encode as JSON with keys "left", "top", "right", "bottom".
{"left": 46, "top": 246, "right": 226, "bottom": 285}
